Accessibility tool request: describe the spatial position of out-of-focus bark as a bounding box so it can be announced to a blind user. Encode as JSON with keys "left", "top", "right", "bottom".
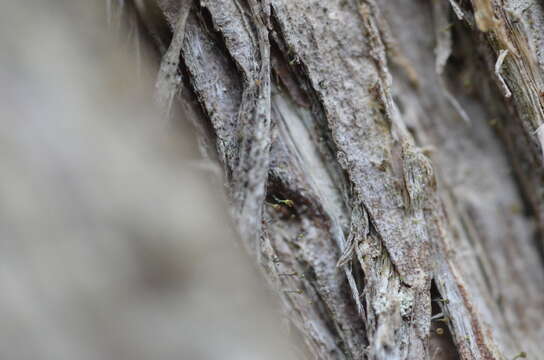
{"left": 0, "top": 2, "right": 295, "bottom": 360}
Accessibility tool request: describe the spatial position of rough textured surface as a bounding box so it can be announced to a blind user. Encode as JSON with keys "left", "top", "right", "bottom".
{"left": 135, "top": 0, "right": 544, "bottom": 359}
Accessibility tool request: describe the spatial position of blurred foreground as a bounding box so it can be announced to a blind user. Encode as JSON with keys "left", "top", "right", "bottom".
{"left": 0, "top": 2, "right": 294, "bottom": 359}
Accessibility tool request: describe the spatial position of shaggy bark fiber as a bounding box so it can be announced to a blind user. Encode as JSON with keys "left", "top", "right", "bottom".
{"left": 129, "top": 0, "right": 544, "bottom": 359}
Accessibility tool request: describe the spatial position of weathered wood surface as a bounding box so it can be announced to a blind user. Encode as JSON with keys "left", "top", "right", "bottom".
{"left": 134, "top": 0, "right": 544, "bottom": 359}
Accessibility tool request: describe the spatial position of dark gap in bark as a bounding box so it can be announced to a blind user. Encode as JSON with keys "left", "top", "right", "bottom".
{"left": 430, "top": 280, "right": 460, "bottom": 360}
{"left": 265, "top": 173, "right": 304, "bottom": 222}
{"left": 270, "top": 38, "right": 311, "bottom": 108}
{"left": 445, "top": 23, "right": 481, "bottom": 99}
{"left": 193, "top": 4, "right": 214, "bottom": 35}
{"left": 351, "top": 258, "right": 366, "bottom": 315}
{"left": 456, "top": 0, "right": 474, "bottom": 14}
{"left": 266, "top": 165, "right": 331, "bottom": 230}
{"left": 430, "top": 282, "right": 443, "bottom": 317}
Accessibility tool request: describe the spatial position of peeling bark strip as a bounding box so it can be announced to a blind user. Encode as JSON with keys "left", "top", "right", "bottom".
{"left": 130, "top": 0, "right": 544, "bottom": 359}
{"left": 155, "top": 1, "right": 192, "bottom": 118}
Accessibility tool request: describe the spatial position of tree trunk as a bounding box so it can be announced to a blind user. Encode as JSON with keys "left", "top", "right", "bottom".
{"left": 123, "top": 1, "right": 544, "bottom": 359}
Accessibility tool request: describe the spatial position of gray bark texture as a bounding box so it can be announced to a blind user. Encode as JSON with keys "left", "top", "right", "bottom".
{"left": 3, "top": 0, "right": 544, "bottom": 360}
{"left": 142, "top": 0, "right": 544, "bottom": 359}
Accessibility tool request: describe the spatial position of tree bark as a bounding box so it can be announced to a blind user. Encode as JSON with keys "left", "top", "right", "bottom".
{"left": 132, "top": 1, "right": 544, "bottom": 359}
